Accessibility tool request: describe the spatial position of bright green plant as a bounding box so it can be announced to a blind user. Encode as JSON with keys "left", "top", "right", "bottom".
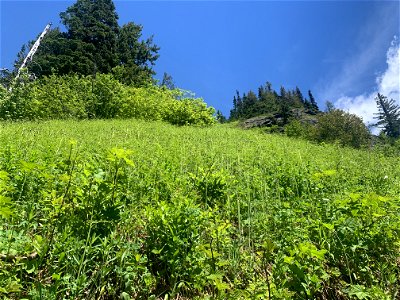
{"left": 143, "top": 197, "right": 209, "bottom": 296}
{"left": 0, "top": 119, "right": 399, "bottom": 299}
{"left": 0, "top": 74, "right": 216, "bottom": 126}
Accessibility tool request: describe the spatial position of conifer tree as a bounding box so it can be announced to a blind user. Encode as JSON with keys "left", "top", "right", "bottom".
{"left": 160, "top": 72, "right": 175, "bottom": 90}
{"left": 295, "top": 86, "right": 304, "bottom": 104}
{"left": 280, "top": 86, "right": 287, "bottom": 98}
{"left": 14, "top": 0, "right": 159, "bottom": 86}
{"left": 216, "top": 110, "right": 227, "bottom": 123}
{"left": 308, "top": 90, "right": 319, "bottom": 112}
{"left": 60, "top": 0, "right": 120, "bottom": 74}
{"left": 374, "top": 93, "right": 400, "bottom": 139}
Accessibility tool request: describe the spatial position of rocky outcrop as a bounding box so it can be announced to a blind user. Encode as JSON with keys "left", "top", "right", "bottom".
{"left": 241, "top": 109, "right": 319, "bottom": 129}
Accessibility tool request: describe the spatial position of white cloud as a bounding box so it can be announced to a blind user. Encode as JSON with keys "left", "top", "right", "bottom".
{"left": 319, "top": 3, "right": 399, "bottom": 103}
{"left": 334, "top": 38, "right": 399, "bottom": 132}
{"left": 377, "top": 39, "right": 400, "bottom": 102}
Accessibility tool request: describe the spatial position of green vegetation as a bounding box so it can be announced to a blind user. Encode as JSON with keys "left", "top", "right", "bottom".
{"left": 0, "top": 73, "right": 215, "bottom": 126}
{"left": 1, "top": 0, "right": 159, "bottom": 88}
{"left": 283, "top": 109, "right": 371, "bottom": 149}
{"left": 312, "top": 109, "right": 371, "bottom": 148}
{"left": 1, "top": 1, "right": 399, "bottom": 298}
{"left": 375, "top": 93, "right": 400, "bottom": 139}
{"left": 229, "top": 82, "right": 319, "bottom": 123}
{"left": 1, "top": 119, "right": 399, "bottom": 299}
{"left": 228, "top": 81, "right": 374, "bottom": 149}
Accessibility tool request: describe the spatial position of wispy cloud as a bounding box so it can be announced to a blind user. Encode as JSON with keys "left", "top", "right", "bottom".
{"left": 318, "top": 3, "right": 399, "bottom": 104}
{"left": 334, "top": 38, "right": 399, "bottom": 131}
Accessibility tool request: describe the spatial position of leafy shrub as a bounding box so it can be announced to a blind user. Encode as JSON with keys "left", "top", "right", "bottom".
{"left": 0, "top": 85, "right": 7, "bottom": 102}
{"left": 0, "top": 74, "right": 216, "bottom": 126}
{"left": 190, "top": 166, "right": 231, "bottom": 207}
{"left": 284, "top": 120, "right": 314, "bottom": 139}
{"left": 143, "top": 197, "right": 208, "bottom": 293}
{"left": 313, "top": 109, "right": 370, "bottom": 148}
{"left": 0, "top": 75, "right": 90, "bottom": 120}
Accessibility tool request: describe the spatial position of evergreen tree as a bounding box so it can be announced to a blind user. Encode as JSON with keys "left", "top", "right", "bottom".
{"left": 258, "top": 85, "right": 265, "bottom": 100}
{"left": 325, "top": 101, "right": 335, "bottom": 112}
{"left": 308, "top": 90, "right": 319, "bottom": 112}
{"left": 295, "top": 86, "right": 304, "bottom": 104}
{"left": 278, "top": 96, "right": 291, "bottom": 124}
{"left": 116, "top": 22, "right": 159, "bottom": 85}
{"left": 216, "top": 110, "right": 227, "bottom": 123}
{"left": 235, "top": 91, "right": 243, "bottom": 118}
{"left": 374, "top": 93, "right": 400, "bottom": 139}
{"left": 228, "top": 82, "right": 321, "bottom": 121}
{"left": 280, "top": 86, "right": 287, "bottom": 98}
{"left": 30, "top": 28, "right": 96, "bottom": 77}
{"left": 242, "top": 91, "right": 258, "bottom": 118}
{"left": 265, "top": 81, "right": 272, "bottom": 92}
{"left": 160, "top": 72, "right": 175, "bottom": 90}
{"left": 60, "top": 0, "right": 119, "bottom": 74}
{"left": 13, "top": 0, "right": 159, "bottom": 86}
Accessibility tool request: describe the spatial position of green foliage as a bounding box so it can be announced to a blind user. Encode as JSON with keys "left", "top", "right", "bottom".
{"left": 190, "top": 166, "right": 231, "bottom": 207}
{"left": 230, "top": 82, "right": 319, "bottom": 121}
{"left": 0, "top": 74, "right": 216, "bottom": 126}
{"left": 143, "top": 197, "right": 209, "bottom": 294}
{"left": 60, "top": 0, "right": 119, "bottom": 74}
{"left": 0, "top": 85, "right": 8, "bottom": 102}
{"left": 284, "top": 120, "right": 313, "bottom": 139}
{"left": 374, "top": 93, "right": 400, "bottom": 139}
{"left": 215, "top": 110, "right": 227, "bottom": 123}
{"left": 0, "top": 119, "right": 399, "bottom": 299}
{"left": 313, "top": 109, "right": 371, "bottom": 148}
{"left": 12, "top": 0, "right": 159, "bottom": 87}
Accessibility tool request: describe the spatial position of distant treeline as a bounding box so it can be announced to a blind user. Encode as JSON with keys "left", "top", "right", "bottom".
{"left": 228, "top": 81, "right": 400, "bottom": 150}
{"left": 230, "top": 82, "right": 319, "bottom": 121}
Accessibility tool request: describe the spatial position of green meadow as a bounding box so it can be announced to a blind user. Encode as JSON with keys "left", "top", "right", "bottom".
{"left": 1, "top": 119, "right": 399, "bottom": 299}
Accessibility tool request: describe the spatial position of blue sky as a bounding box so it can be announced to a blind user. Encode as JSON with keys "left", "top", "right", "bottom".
{"left": 1, "top": 1, "right": 399, "bottom": 120}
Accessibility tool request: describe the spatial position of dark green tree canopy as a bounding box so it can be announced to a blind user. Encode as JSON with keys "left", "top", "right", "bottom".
{"left": 61, "top": 0, "right": 119, "bottom": 41}
{"left": 13, "top": 0, "right": 159, "bottom": 86}
{"left": 60, "top": 0, "right": 120, "bottom": 74}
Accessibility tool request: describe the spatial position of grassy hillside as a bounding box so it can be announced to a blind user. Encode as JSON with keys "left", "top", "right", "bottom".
{"left": 1, "top": 119, "right": 399, "bottom": 299}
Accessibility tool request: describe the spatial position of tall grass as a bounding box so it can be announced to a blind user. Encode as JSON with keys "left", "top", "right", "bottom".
{"left": 0, "top": 119, "right": 399, "bottom": 299}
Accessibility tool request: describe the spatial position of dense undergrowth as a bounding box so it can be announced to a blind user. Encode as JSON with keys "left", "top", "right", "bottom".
{"left": 0, "top": 119, "right": 399, "bottom": 299}
{"left": 0, "top": 74, "right": 215, "bottom": 126}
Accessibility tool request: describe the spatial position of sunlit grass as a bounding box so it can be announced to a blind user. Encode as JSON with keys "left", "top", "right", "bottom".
{"left": 0, "top": 119, "right": 399, "bottom": 299}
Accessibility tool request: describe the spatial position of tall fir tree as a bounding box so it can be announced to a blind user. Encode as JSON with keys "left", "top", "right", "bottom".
{"left": 308, "top": 90, "right": 319, "bottom": 112}
{"left": 295, "top": 86, "right": 304, "bottom": 104}
{"left": 115, "top": 22, "right": 159, "bottom": 85}
{"left": 60, "top": 0, "right": 119, "bottom": 74}
{"left": 374, "top": 93, "right": 400, "bottom": 138}
{"left": 12, "top": 0, "right": 159, "bottom": 86}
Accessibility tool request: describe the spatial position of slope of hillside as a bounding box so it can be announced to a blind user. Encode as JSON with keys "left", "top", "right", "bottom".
{"left": 1, "top": 119, "right": 399, "bottom": 299}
